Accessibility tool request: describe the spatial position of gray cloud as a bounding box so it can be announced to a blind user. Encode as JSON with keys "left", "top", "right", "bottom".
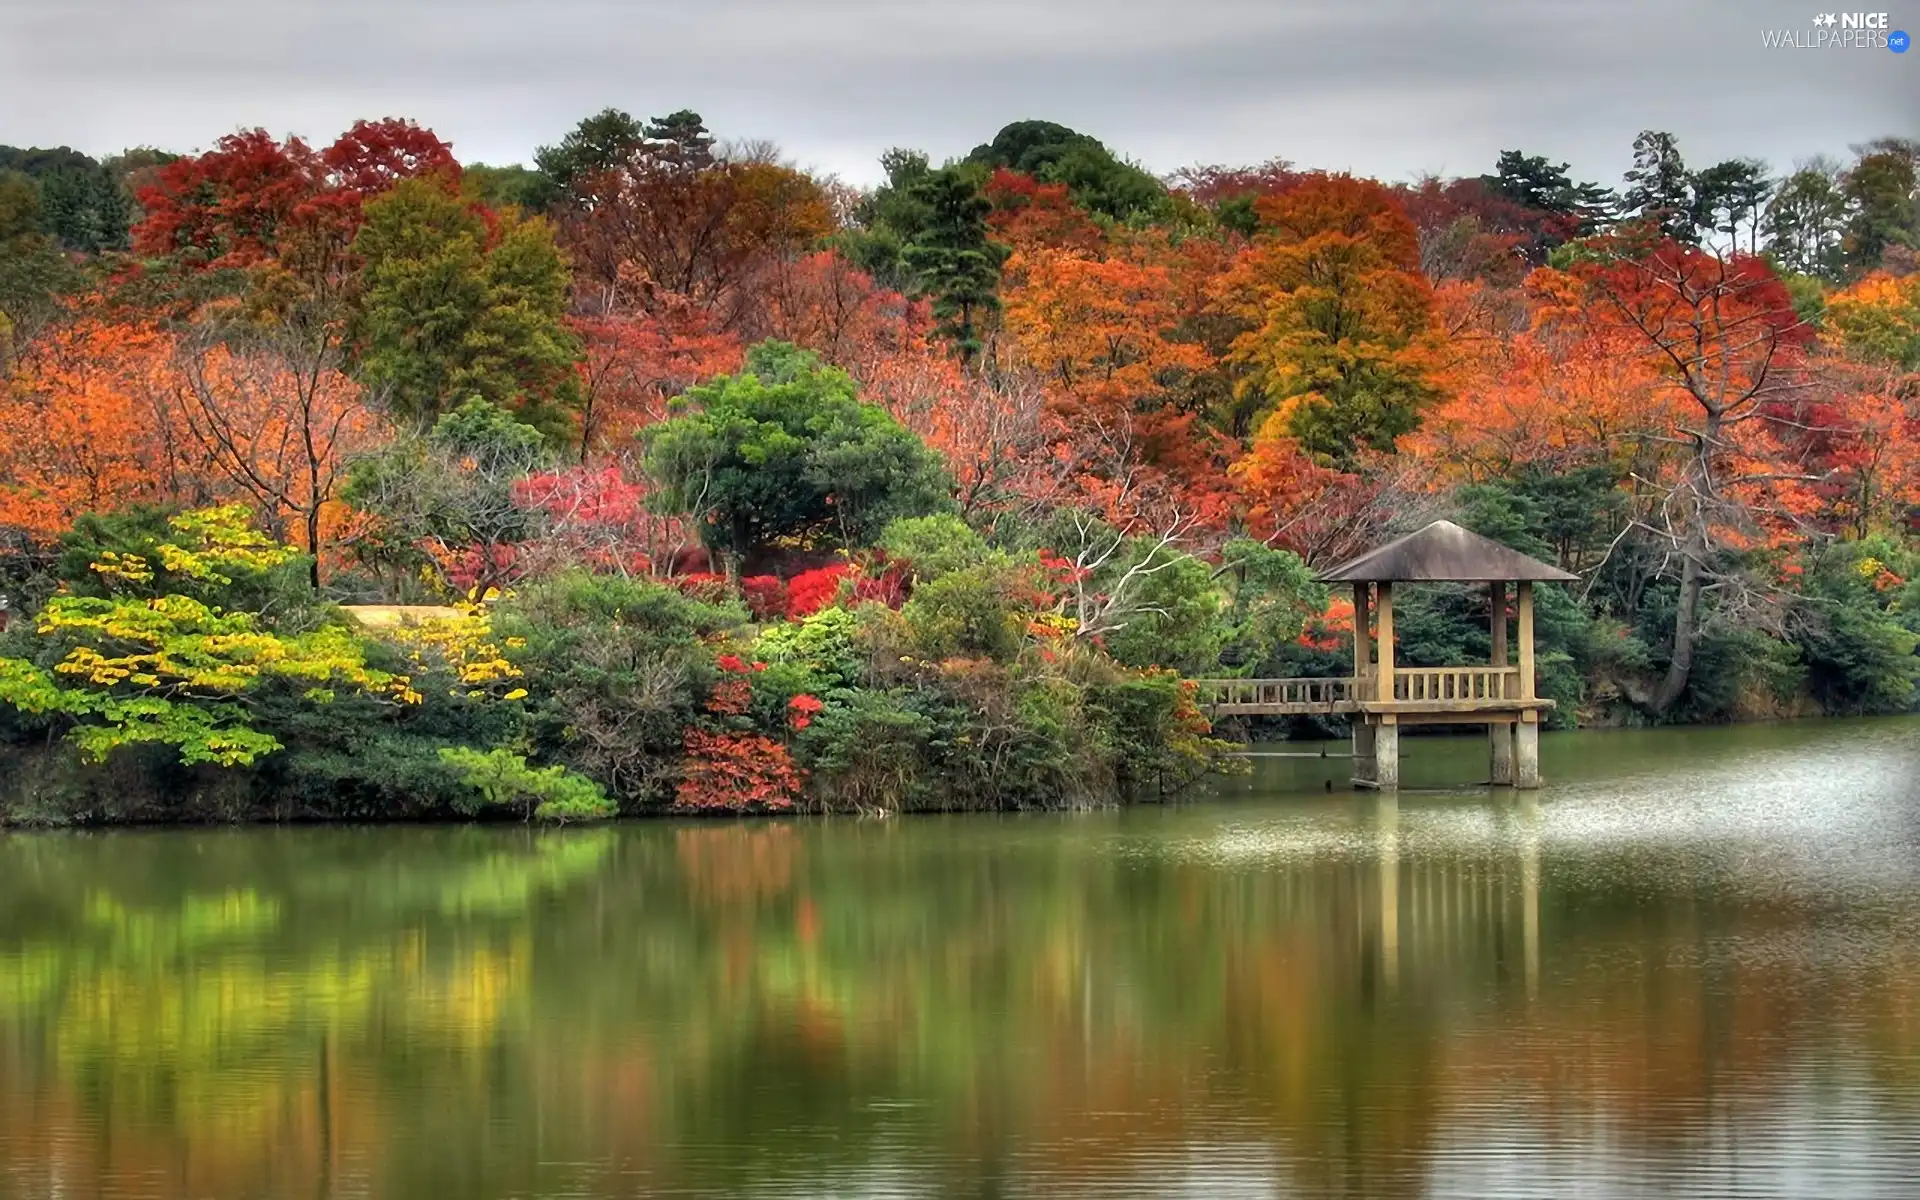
{"left": 1, "top": 0, "right": 1914, "bottom": 189}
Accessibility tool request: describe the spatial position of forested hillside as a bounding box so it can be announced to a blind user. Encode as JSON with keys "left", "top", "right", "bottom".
{"left": 0, "top": 112, "right": 1915, "bottom": 823}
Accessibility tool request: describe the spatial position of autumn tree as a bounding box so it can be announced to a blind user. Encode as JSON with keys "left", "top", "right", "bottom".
{"left": 572, "top": 296, "right": 742, "bottom": 457}
{"left": 0, "top": 320, "right": 183, "bottom": 541}
{"left": 172, "top": 315, "right": 387, "bottom": 588}
{"left": 1570, "top": 242, "right": 1814, "bottom": 712}
{"left": 133, "top": 119, "right": 458, "bottom": 277}
{"left": 352, "top": 177, "right": 582, "bottom": 439}
{"left": 861, "top": 344, "right": 1051, "bottom": 519}
{"left": 1218, "top": 173, "right": 1443, "bottom": 466}
{"left": 1002, "top": 244, "right": 1229, "bottom": 529}
{"left": 554, "top": 113, "right": 834, "bottom": 333}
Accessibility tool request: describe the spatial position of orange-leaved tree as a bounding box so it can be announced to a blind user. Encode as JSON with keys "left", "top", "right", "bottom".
{"left": 1569, "top": 241, "right": 1815, "bottom": 712}
{"left": 1216, "top": 173, "right": 1445, "bottom": 468}
{"left": 1003, "top": 245, "right": 1231, "bottom": 531}
{"left": 0, "top": 319, "right": 186, "bottom": 541}
{"left": 172, "top": 318, "right": 389, "bottom": 587}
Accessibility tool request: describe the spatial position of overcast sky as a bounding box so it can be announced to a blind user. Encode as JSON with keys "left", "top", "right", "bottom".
{"left": 1, "top": 0, "right": 1915, "bottom": 189}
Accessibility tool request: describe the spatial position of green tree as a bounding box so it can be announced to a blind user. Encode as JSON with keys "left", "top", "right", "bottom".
{"left": 642, "top": 109, "right": 716, "bottom": 171}
{"left": 533, "top": 108, "right": 645, "bottom": 203}
{"left": 0, "top": 174, "right": 79, "bottom": 363}
{"left": 436, "top": 747, "right": 615, "bottom": 823}
{"left": 1690, "top": 158, "right": 1771, "bottom": 255}
{"left": 901, "top": 167, "right": 1008, "bottom": 361}
{"left": 352, "top": 178, "right": 582, "bottom": 439}
{"left": 1484, "top": 149, "right": 1616, "bottom": 231}
{"left": 1622, "top": 130, "right": 1697, "bottom": 243}
{"left": 1841, "top": 145, "right": 1918, "bottom": 273}
{"left": 463, "top": 163, "right": 552, "bottom": 212}
{"left": 840, "top": 148, "right": 936, "bottom": 291}
{"left": 642, "top": 341, "right": 955, "bottom": 569}
{"left": 1764, "top": 163, "right": 1849, "bottom": 279}
{"left": 342, "top": 398, "right": 554, "bottom": 598}
{"left": 967, "top": 120, "right": 1170, "bottom": 223}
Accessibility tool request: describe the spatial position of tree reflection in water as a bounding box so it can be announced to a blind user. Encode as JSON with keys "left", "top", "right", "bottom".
{"left": 2, "top": 719, "right": 1919, "bottom": 1198}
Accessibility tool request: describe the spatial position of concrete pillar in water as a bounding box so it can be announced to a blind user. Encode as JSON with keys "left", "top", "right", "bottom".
{"left": 1375, "top": 718, "right": 1401, "bottom": 790}
{"left": 1489, "top": 722, "right": 1514, "bottom": 785}
{"left": 1515, "top": 714, "right": 1540, "bottom": 789}
{"left": 1352, "top": 719, "right": 1378, "bottom": 785}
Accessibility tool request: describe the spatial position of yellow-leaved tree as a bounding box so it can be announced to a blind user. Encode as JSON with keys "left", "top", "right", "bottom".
{"left": 0, "top": 505, "right": 415, "bottom": 766}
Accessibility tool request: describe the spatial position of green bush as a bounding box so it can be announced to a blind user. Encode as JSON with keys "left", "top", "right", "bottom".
{"left": 438, "top": 747, "right": 616, "bottom": 823}
{"left": 899, "top": 565, "right": 1027, "bottom": 661}
{"left": 499, "top": 572, "right": 744, "bottom": 806}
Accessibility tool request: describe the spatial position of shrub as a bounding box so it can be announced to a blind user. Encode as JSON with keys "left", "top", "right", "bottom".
{"left": 438, "top": 746, "right": 616, "bottom": 823}
{"left": 900, "top": 565, "right": 1027, "bottom": 660}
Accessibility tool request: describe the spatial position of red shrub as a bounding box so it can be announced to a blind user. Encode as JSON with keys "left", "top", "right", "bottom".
{"left": 741, "top": 574, "right": 790, "bottom": 621}
{"left": 675, "top": 730, "right": 805, "bottom": 812}
{"left": 788, "top": 693, "right": 824, "bottom": 730}
{"left": 786, "top": 563, "right": 852, "bottom": 617}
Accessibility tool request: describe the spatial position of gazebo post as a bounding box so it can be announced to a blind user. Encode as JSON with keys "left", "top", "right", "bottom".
{"left": 1515, "top": 581, "right": 1540, "bottom": 789}
{"left": 1374, "top": 582, "right": 1399, "bottom": 790}
{"left": 1489, "top": 581, "right": 1514, "bottom": 786}
{"left": 1352, "top": 584, "right": 1376, "bottom": 783}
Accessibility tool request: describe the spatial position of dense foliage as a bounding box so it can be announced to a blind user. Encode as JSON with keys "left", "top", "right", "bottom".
{"left": 1, "top": 113, "right": 1917, "bottom": 823}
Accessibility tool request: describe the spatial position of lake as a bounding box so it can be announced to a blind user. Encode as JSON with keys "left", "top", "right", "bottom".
{"left": 2, "top": 718, "right": 1918, "bottom": 1198}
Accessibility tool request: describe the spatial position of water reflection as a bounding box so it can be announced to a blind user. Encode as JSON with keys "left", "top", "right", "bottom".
{"left": 0, "top": 719, "right": 1917, "bottom": 1198}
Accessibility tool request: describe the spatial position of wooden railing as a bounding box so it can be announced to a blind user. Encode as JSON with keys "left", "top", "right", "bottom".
{"left": 1201, "top": 677, "right": 1357, "bottom": 711}
{"left": 1194, "top": 667, "right": 1532, "bottom": 714}
{"left": 1388, "top": 666, "right": 1522, "bottom": 703}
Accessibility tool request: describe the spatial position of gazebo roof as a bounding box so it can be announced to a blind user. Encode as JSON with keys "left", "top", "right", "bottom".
{"left": 1318, "top": 520, "right": 1579, "bottom": 584}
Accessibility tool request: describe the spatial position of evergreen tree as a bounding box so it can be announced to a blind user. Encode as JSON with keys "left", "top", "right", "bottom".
{"left": 533, "top": 108, "right": 645, "bottom": 204}
{"left": 91, "top": 167, "right": 132, "bottom": 251}
{"left": 642, "top": 110, "right": 716, "bottom": 171}
{"left": 1484, "top": 149, "right": 1615, "bottom": 234}
{"left": 1765, "top": 163, "right": 1849, "bottom": 280}
{"left": 839, "top": 149, "right": 935, "bottom": 292}
{"left": 1841, "top": 146, "right": 1918, "bottom": 273}
{"left": 642, "top": 341, "right": 955, "bottom": 567}
{"left": 1691, "top": 158, "right": 1772, "bottom": 256}
{"left": 966, "top": 119, "right": 1170, "bottom": 222}
{"left": 1622, "top": 130, "right": 1697, "bottom": 243}
{"left": 900, "top": 166, "right": 1007, "bottom": 361}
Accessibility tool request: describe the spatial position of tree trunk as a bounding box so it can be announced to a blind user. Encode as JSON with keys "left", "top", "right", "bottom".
{"left": 1650, "top": 535, "right": 1705, "bottom": 713}
{"left": 306, "top": 507, "right": 324, "bottom": 591}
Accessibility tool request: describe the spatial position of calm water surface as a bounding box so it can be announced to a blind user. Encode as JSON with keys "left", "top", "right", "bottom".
{"left": 3, "top": 719, "right": 1919, "bottom": 1199}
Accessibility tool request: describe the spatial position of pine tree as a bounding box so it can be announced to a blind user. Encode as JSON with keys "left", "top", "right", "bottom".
{"left": 643, "top": 110, "right": 716, "bottom": 171}
{"left": 901, "top": 167, "right": 1007, "bottom": 362}
{"left": 1622, "top": 130, "right": 1697, "bottom": 243}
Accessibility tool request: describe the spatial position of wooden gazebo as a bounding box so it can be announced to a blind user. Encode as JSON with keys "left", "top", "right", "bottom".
{"left": 1199, "top": 520, "right": 1577, "bottom": 790}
